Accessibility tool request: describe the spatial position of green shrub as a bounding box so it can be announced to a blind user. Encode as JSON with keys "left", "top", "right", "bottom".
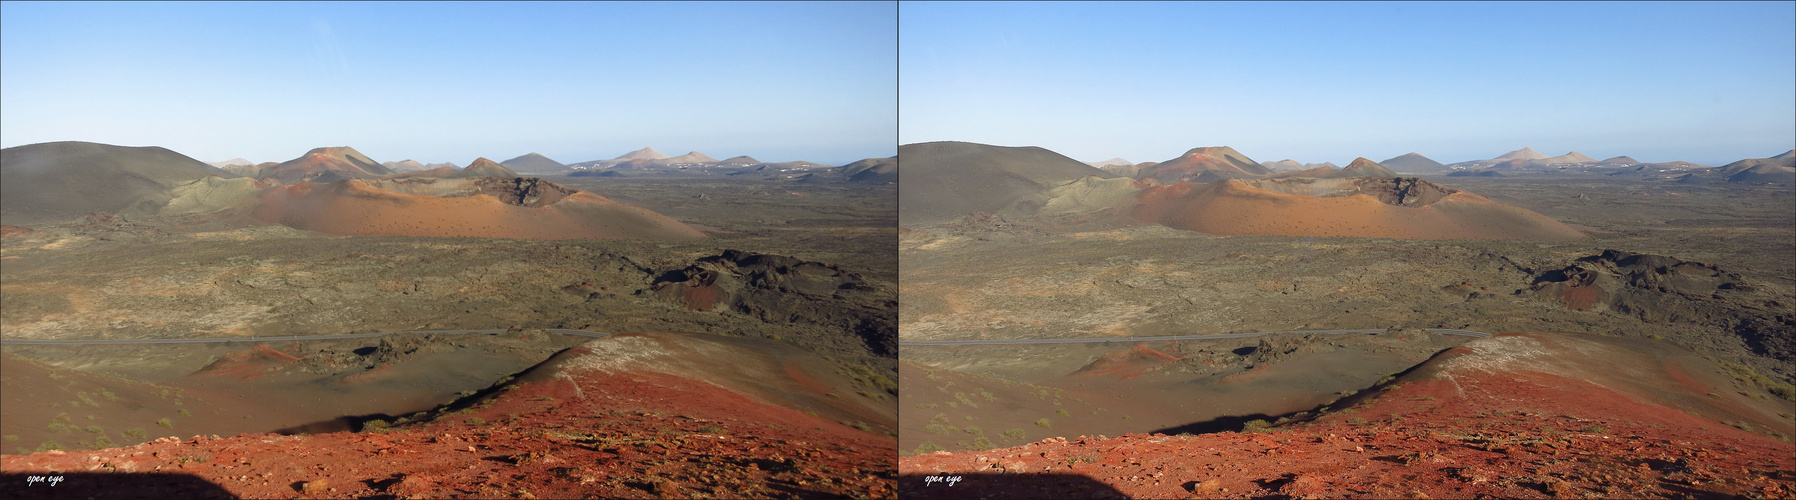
{"left": 1035, "top": 418, "right": 1052, "bottom": 429}
{"left": 913, "top": 442, "right": 943, "bottom": 454}
{"left": 156, "top": 418, "right": 173, "bottom": 429}
{"left": 1003, "top": 428, "right": 1026, "bottom": 440}
{"left": 465, "top": 417, "right": 486, "bottom": 425}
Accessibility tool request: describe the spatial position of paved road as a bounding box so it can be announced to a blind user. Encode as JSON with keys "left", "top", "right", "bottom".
{"left": 0, "top": 329, "right": 611, "bottom": 346}
{"left": 899, "top": 328, "right": 1490, "bottom": 346}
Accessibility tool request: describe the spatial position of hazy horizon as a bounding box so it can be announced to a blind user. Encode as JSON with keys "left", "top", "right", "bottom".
{"left": 0, "top": 2, "right": 897, "bottom": 166}
{"left": 900, "top": 1, "right": 1796, "bottom": 167}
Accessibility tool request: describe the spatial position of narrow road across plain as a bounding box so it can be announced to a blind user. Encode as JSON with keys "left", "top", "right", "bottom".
{"left": 0, "top": 329, "right": 610, "bottom": 345}
{"left": 898, "top": 328, "right": 1490, "bottom": 346}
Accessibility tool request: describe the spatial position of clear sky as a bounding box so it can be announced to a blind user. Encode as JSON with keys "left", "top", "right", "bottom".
{"left": 2, "top": 1, "right": 896, "bottom": 166}
{"left": 900, "top": 1, "right": 1796, "bottom": 166}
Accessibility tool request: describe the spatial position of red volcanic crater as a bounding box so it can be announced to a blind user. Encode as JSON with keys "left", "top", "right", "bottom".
{"left": 252, "top": 177, "right": 705, "bottom": 240}
{"left": 1132, "top": 177, "right": 1587, "bottom": 240}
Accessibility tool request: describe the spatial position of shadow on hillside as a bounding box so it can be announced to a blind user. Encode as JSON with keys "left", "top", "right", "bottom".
{"left": 1, "top": 473, "right": 236, "bottom": 499}
{"left": 898, "top": 472, "right": 1125, "bottom": 499}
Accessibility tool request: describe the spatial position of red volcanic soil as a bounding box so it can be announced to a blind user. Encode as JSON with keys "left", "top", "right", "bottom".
{"left": 900, "top": 333, "right": 1795, "bottom": 499}
{"left": 252, "top": 178, "right": 705, "bottom": 240}
{"left": 3, "top": 334, "right": 897, "bottom": 499}
{"left": 1133, "top": 178, "right": 1588, "bottom": 240}
{"left": 0, "top": 225, "right": 34, "bottom": 238}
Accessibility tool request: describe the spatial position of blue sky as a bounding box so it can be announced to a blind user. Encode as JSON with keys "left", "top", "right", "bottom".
{"left": 1, "top": 1, "right": 896, "bottom": 166}
{"left": 900, "top": 1, "right": 1796, "bottom": 166}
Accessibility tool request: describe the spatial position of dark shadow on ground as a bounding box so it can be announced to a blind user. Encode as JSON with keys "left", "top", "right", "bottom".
{"left": 1, "top": 472, "right": 236, "bottom": 499}
{"left": 899, "top": 472, "right": 1126, "bottom": 499}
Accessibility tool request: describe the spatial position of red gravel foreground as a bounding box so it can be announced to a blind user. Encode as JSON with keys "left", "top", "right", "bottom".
{"left": 3, "top": 369, "right": 896, "bottom": 499}
{"left": 901, "top": 333, "right": 1795, "bottom": 499}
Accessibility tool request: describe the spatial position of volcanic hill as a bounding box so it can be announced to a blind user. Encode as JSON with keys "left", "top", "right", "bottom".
{"left": 897, "top": 141, "right": 1116, "bottom": 226}
{"left": 1134, "top": 146, "right": 1273, "bottom": 183}
{"left": 1260, "top": 159, "right": 1307, "bottom": 172}
{"left": 454, "top": 157, "right": 522, "bottom": 178}
{"left": 614, "top": 147, "right": 671, "bottom": 161}
{"left": 256, "top": 147, "right": 394, "bottom": 184}
{"left": 900, "top": 332, "right": 1795, "bottom": 500}
{"left": 0, "top": 141, "right": 236, "bottom": 222}
{"left": 252, "top": 177, "right": 705, "bottom": 240}
{"left": 663, "top": 151, "right": 720, "bottom": 165}
{"left": 841, "top": 157, "right": 897, "bottom": 184}
{"left": 380, "top": 159, "right": 428, "bottom": 172}
{"left": 499, "top": 153, "right": 566, "bottom": 174}
{"left": 1131, "top": 177, "right": 1588, "bottom": 240}
{"left": 1336, "top": 157, "right": 1399, "bottom": 178}
{"left": 1378, "top": 152, "right": 1445, "bottom": 173}
{"left": 3, "top": 332, "right": 898, "bottom": 499}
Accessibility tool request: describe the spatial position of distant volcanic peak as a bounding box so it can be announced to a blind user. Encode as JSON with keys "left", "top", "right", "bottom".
{"left": 614, "top": 147, "right": 670, "bottom": 161}
{"left": 455, "top": 157, "right": 521, "bottom": 177}
{"left": 1771, "top": 149, "right": 1794, "bottom": 159}
{"left": 502, "top": 152, "right": 562, "bottom": 163}
{"left": 208, "top": 157, "right": 255, "bottom": 167}
{"left": 1340, "top": 157, "right": 1399, "bottom": 177}
{"left": 718, "top": 155, "right": 761, "bottom": 164}
{"left": 1496, "top": 147, "right": 1548, "bottom": 161}
{"left": 1600, "top": 156, "right": 1640, "bottom": 164}
{"left": 665, "top": 151, "right": 719, "bottom": 164}
{"left": 1261, "top": 159, "right": 1306, "bottom": 171}
{"left": 1543, "top": 151, "right": 1598, "bottom": 163}
{"left": 1137, "top": 145, "right": 1269, "bottom": 182}
{"left": 1304, "top": 162, "right": 1339, "bottom": 170}
{"left": 1084, "top": 157, "right": 1132, "bottom": 168}
{"left": 1379, "top": 152, "right": 1443, "bottom": 167}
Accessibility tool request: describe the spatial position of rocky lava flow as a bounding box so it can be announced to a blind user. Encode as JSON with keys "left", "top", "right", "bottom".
{"left": 901, "top": 333, "right": 1795, "bottom": 499}
{"left": 3, "top": 333, "right": 897, "bottom": 499}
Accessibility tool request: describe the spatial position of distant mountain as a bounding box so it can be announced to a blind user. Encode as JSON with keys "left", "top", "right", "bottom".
{"left": 382, "top": 159, "right": 429, "bottom": 172}
{"left": 1134, "top": 146, "right": 1270, "bottom": 183}
{"left": 662, "top": 151, "right": 718, "bottom": 165}
{"left": 1083, "top": 158, "right": 1132, "bottom": 168}
{"left": 1598, "top": 156, "right": 1640, "bottom": 165}
{"left": 1303, "top": 162, "right": 1339, "bottom": 170}
{"left": 500, "top": 153, "right": 566, "bottom": 174}
{"left": 898, "top": 141, "right": 1115, "bottom": 225}
{"left": 1540, "top": 151, "right": 1598, "bottom": 164}
{"left": 614, "top": 147, "right": 670, "bottom": 161}
{"left": 840, "top": 157, "right": 896, "bottom": 184}
{"left": 258, "top": 146, "right": 393, "bottom": 184}
{"left": 453, "top": 157, "right": 522, "bottom": 178}
{"left": 718, "top": 155, "right": 761, "bottom": 165}
{"left": 1099, "top": 164, "right": 1141, "bottom": 178}
{"left": 1, "top": 141, "right": 237, "bottom": 220}
{"left": 1260, "top": 159, "right": 1306, "bottom": 172}
{"left": 1378, "top": 153, "right": 1444, "bottom": 174}
{"left": 1495, "top": 147, "right": 1549, "bottom": 161}
{"left": 423, "top": 162, "right": 461, "bottom": 170}
{"left": 1773, "top": 150, "right": 1794, "bottom": 159}
{"left": 1688, "top": 155, "right": 1796, "bottom": 185}
{"left": 1337, "top": 157, "right": 1399, "bottom": 177}
{"left": 207, "top": 158, "right": 255, "bottom": 168}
